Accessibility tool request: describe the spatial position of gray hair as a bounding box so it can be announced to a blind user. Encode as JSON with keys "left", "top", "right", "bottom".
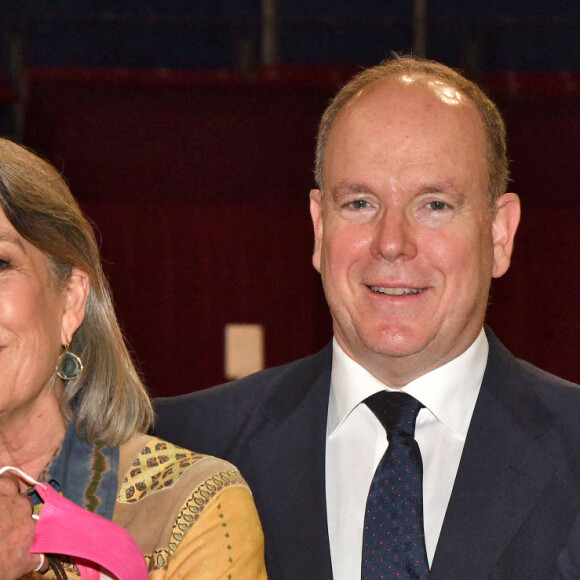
{"left": 0, "top": 138, "right": 153, "bottom": 446}
{"left": 315, "top": 55, "right": 509, "bottom": 210}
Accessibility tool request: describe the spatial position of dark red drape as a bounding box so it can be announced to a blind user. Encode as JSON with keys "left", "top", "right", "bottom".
{"left": 23, "top": 67, "right": 580, "bottom": 395}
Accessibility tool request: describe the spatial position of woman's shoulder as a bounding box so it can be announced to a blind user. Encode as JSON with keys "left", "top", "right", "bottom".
{"left": 114, "top": 438, "right": 266, "bottom": 578}
{"left": 117, "top": 433, "right": 248, "bottom": 506}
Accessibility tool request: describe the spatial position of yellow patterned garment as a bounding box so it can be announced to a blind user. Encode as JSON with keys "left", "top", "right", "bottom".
{"left": 30, "top": 434, "right": 267, "bottom": 579}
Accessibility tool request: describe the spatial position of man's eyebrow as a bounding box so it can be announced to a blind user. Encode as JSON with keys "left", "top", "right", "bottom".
{"left": 421, "top": 184, "right": 468, "bottom": 203}
{"left": 0, "top": 233, "right": 28, "bottom": 253}
{"left": 328, "top": 180, "right": 468, "bottom": 205}
{"left": 329, "top": 181, "right": 373, "bottom": 201}
{"left": 421, "top": 182, "right": 454, "bottom": 193}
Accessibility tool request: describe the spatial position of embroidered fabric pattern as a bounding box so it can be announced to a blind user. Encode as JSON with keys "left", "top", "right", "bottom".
{"left": 119, "top": 441, "right": 205, "bottom": 503}
{"left": 147, "top": 469, "right": 244, "bottom": 572}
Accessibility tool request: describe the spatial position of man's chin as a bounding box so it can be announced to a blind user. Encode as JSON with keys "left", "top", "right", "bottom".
{"left": 335, "top": 322, "right": 435, "bottom": 362}
{"left": 344, "top": 333, "right": 432, "bottom": 367}
{"left": 364, "top": 330, "right": 430, "bottom": 359}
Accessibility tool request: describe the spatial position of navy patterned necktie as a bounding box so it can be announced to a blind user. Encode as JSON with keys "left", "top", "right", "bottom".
{"left": 362, "top": 391, "right": 429, "bottom": 579}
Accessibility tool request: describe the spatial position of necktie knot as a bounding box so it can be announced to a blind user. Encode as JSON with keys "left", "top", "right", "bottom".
{"left": 365, "top": 391, "right": 423, "bottom": 437}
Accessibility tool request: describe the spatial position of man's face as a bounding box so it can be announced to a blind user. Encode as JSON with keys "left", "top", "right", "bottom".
{"left": 310, "top": 77, "right": 519, "bottom": 387}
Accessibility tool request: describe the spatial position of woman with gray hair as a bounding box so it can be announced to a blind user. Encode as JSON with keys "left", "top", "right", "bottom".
{"left": 0, "top": 138, "right": 267, "bottom": 579}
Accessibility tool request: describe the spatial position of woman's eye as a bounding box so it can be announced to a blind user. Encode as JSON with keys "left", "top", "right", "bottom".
{"left": 0, "top": 259, "right": 9, "bottom": 270}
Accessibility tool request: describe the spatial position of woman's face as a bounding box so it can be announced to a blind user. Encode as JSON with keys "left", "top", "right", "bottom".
{"left": 0, "top": 206, "right": 70, "bottom": 418}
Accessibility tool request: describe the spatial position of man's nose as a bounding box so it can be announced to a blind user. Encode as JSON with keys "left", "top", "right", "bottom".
{"left": 370, "top": 209, "right": 418, "bottom": 261}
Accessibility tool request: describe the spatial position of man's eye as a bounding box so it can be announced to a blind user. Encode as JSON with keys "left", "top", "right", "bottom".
{"left": 0, "top": 258, "right": 10, "bottom": 270}
{"left": 427, "top": 201, "right": 447, "bottom": 211}
{"left": 349, "top": 200, "right": 369, "bottom": 210}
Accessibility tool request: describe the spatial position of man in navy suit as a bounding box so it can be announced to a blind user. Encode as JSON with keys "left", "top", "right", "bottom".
{"left": 155, "top": 56, "right": 580, "bottom": 579}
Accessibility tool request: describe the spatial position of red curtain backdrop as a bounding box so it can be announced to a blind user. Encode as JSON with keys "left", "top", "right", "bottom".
{"left": 23, "top": 68, "right": 580, "bottom": 396}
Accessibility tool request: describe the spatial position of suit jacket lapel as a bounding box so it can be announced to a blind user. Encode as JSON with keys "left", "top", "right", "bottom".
{"left": 231, "top": 345, "right": 334, "bottom": 579}
{"left": 430, "top": 329, "right": 559, "bottom": 579}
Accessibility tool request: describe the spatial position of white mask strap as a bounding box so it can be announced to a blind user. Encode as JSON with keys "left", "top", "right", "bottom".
{"left": 0, "top": 466, "right": 47, "bottom": 521}
{"left": 0, "top": 465, "right": 43, "bottom": 487}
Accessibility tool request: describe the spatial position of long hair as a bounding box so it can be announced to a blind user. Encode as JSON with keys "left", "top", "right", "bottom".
{"left": 0, "top": 138, "right": 153, "bottom": 446}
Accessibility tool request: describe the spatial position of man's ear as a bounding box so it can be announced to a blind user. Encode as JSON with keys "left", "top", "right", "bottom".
{"left": 60, "top": 267, "right": 90, "bottom": 345}
{"left": 492, "top": 193, "right": 521, "bottom": 279}
{"left": 309, "top": 189, "right": 323, "bottom": 273}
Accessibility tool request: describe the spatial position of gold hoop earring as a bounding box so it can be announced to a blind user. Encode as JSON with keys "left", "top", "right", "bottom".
{"left": 56, "top": 344, "right": 84, "bottom": 380}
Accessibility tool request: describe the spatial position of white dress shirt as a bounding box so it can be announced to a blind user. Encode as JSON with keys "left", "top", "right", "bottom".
{"left": 326, "top": 329, "right": 488, "bottom": 579}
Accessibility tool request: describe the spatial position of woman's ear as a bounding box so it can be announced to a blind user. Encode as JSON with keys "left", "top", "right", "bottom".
{"left": 60, "top": 268, "right": 90, "bottom": 345}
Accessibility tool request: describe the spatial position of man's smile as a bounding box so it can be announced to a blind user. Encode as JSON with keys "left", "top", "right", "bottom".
{"left": 368, "top": 286, "right": 427, "bottom": 296}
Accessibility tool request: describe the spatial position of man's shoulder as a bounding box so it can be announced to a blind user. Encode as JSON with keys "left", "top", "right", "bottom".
{"left": 156, "top": 343, "right": 332, "bottom": 409}
{"left": 516, "top": 357, "right": 580, "bottom": 409}
{"left": 153, "top": 344, "right": 332, "bottom": 455}
{"left": 486, "top": 327, "right": 580, "bottom": 420}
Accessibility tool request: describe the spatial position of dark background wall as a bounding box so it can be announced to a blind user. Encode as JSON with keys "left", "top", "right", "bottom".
{"left": 0, "top": 2, "right": 578, "bottom": 396}
{"left": 23, "top": 73, "right": 334, "bottom": 395}
{"left": 1, "top": 1, "right": 578, "bottom": 71}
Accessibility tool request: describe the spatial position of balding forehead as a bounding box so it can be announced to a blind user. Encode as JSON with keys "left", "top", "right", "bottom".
{"left": 346, "top": 74, "right": 469, "bottom": 110}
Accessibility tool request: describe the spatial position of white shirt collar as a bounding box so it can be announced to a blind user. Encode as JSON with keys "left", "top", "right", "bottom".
{"left": 327, "top": 328, "right": 488, "bottom": 438}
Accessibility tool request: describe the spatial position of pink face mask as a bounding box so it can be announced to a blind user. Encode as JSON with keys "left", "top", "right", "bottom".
{"left": 1, "top": 466, "right": 148, "bottom": 580}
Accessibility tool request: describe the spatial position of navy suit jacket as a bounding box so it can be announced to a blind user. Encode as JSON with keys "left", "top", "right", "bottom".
{"left": 154, "top": 328, "right": 580, "bottom": 579}
{"left": 556, "top": 510, "right": 580, "bottom": 578}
